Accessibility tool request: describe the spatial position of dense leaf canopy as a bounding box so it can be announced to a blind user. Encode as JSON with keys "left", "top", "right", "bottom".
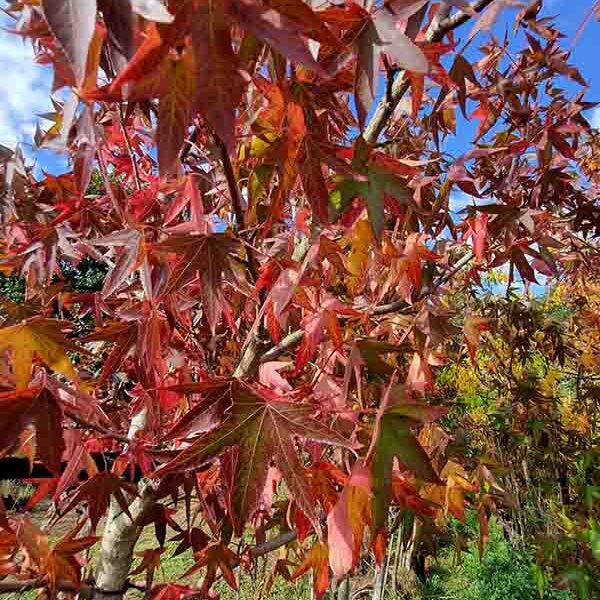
{"left": 0, "top": 0, "right": 598, "bottom": 598}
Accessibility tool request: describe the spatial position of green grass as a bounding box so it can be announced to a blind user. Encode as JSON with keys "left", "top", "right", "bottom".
{"left": 1, "top": 511, "right": 576, "bottom": 600}
{"left": 423, "top": 518, "right": 573, "bottom": 600}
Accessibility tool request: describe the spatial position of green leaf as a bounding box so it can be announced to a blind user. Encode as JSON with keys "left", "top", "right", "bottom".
{"left": 371, "top": 414, "right": 439, "bottom": 530}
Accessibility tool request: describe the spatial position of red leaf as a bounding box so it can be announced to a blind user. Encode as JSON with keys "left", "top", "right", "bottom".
{"left": 192, "top": 1, "right": 245, "bottom": 151}
{"left": 227, "top": 0, "right": 328, "bottom": 76}
{"left": 59, "top": 472, "right": 138, "bottom": 531}
{"left": 354, "top": 3, "right": 428, "bottom": 128}
{"left": 182, "top": 542, "right": 238, "bottom": 595}
{"left": 462, "top": 214, "right": 489, "bottom": 264}
{"left": 156, "top": 380, "right": 354, "bottom": 536}
{"left": 157, "top": 43, "right": 196, "bottom": 176}
{"left": 327, "top": 460, "right": 371, "bottom": 579}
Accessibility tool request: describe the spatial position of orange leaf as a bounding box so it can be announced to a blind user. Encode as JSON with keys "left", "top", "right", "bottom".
{"left": 182, "top": 542, "right": 238, "bottom": 596}
{"left": 463, "top": 315, "right": 490, "bottom": 362}
{"left": 291, "top": 541, "right": 329, "bottom": 599}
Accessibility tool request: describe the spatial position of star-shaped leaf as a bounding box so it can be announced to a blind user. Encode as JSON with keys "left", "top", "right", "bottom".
{"left": 155, "top": 233, "right": 240, "bottom": 335}
{"left": 370, "top": 386, "right": 445, "bottom": 531}
{"left": 182, "top": 542, "right": 238, "bottom": 596}
{"left": 156, "top": 380, "right": 354, "bottom": 535}
{"left": 0, "top": 318, "right": 83, "bottom": 389}
{"left": 58, "top": 472, "right": 138, "bottom": 531}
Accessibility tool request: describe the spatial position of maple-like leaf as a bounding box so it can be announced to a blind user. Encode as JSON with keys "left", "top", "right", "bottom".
{"left": 406, "top": 352, "right": 435, "bottom": 395}
{"left": 354, "top": 1, "right": 428, "bottom": 128}
{"left": 156, "top": 380, "right": 354, "bottom": 535}
{"left": 182, "top": 542, "right": 238, "bottom": 596}
{"left": 156, "top": 233, "right": 240, "bottom": 335}
{"left": 58, "top": 472, "right": 138, "bottom": 531}
{"left": 136, "top": 502, "right": 181, "bottom": 547}
{"left": 334, "top": 152, "right": 412, "bottom": 240}
{"left": 191, "top": 1, "right": 245, "bottom": 152}
{"left": 92, "top": 227, "right": 151, "bottom": 297}
{"left": 17, "top": 518, "right": 97, "bottom": 591}
{"left": 370, "top": 387, "right": 445, "bottom": 532}
{"left": 53, "top": 444, "right": 99, "bottom": 502}
{"left": 130, "top": 547, "right": 166, "bottom": 589}
{"left": 100, "top": 24, "right": 196, "bottom": 175}
{"left": 0, "top": 387, "right": 65, "bottom": 475}
{"left": 160, "top": 380, "right": 232, "bottom": 441}
{"left": 423, "top": 460, "right": 475, "bottom": 521}
{"left": 462, "top": 214, "right": 489, "bottom": 264}
{"left": 0, "top": 318, "right": 83, "bottom": 389}
{"left": 227, "top": 0, "right": 328, "bottom": 76}
{"left": 448, "top": 54, "right": 478, "bottom": 118}
{"left": 169, "top": 527, "right": 209, "bottom": 558}
{"left": 147, "top": 584, "right": 198, "bottom": 600}
{"left": 83, "top": 320, "right": 138, "bottom": 382}
{"left": 296, "top": 297, "right": 358, "bottom": 372}
{"left": 469, "top": 0, "right": 524, "bottom": 40}
{"left": 463, "top": 315, "right": 491, "bottom": 361}
{"left": 291, "top": 541, "right": 329, "bottom": 599}
{"left": 157, "top": 42, "right": 196, "bottom": 176}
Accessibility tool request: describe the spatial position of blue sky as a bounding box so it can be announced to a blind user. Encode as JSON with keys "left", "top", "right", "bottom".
{"left": 0, "top": 0, "right": 598, "bottom": 175}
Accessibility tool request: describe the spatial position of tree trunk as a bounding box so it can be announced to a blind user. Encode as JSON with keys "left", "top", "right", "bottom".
{"left": 92, "top": 408, "right": 153, "bottom": 599}
{"left": 92, "top": 478, "right": 158, "bottom": 599}
{"left": 336, "top": 577, "right": 351, "bottom": 600}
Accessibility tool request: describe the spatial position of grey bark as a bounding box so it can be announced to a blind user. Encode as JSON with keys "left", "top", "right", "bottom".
{"left": 92, "top": 408, "right": 154, "bottom": 599}
{"left": 337, "top": 577, "right": 351, "bottom": 600}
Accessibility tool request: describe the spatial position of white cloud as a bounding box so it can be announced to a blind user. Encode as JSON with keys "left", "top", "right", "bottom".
{"left": 449, "top": 191, "right": 475, "bottom": 215}
{"left": 0, "top": 21, "right": 54, "bottom": 148}
{"left": 591, "top": 106, "right": 600, "bottom": 130}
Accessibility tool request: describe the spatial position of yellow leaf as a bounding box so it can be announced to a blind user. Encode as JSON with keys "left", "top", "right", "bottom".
{"left": 346, "top": 219, "right": 373, "bottom": 295}
{"left": 0, "top": 318, "right": 82, "bottom": 389}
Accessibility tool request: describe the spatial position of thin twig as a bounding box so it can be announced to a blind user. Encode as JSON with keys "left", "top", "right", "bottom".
{"left": 64, "top": 408, "right": 130, "bottom": 444}
{"left": 118, "top": 107, "right": 142, "bottom": 192}
{"left": 363, "top": 0, "right": 494, "bottom": 144}
{"left": 258, "top": 252, "right": 474, "bottom": 363}
{"left": 215, "top": 134, "right": 245, "bottom": 231}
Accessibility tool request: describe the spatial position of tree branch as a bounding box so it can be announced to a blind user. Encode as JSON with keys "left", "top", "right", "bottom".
{"left": 258, "top": 251, "right": 474, "bottom": 363}
{"left": 215, "top": 135, "right": 245, "bottom": 232}
{"left": 363, "top": 0, "right": 495, "bottom": 144}
{"left": 0, "top": 578, "right": 146, "bottom": 598}
{"left": 63, "top": 408, "right": 130, "bottom": 444}
{"left": 118, "top": 107, "right": 142, "bottom": 192}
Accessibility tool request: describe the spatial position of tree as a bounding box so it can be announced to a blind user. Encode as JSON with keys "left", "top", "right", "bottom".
{"left": 0, "top": 0, "right": 598, "bottom": 599}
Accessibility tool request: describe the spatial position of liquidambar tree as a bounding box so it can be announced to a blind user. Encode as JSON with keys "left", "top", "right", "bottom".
{"left": 0, "top": 0, "right": 598, "bottom": 598}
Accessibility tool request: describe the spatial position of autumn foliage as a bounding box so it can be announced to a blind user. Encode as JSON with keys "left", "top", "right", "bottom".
{"left": 0, "top": 0, "right": 598, "bottom": 598}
